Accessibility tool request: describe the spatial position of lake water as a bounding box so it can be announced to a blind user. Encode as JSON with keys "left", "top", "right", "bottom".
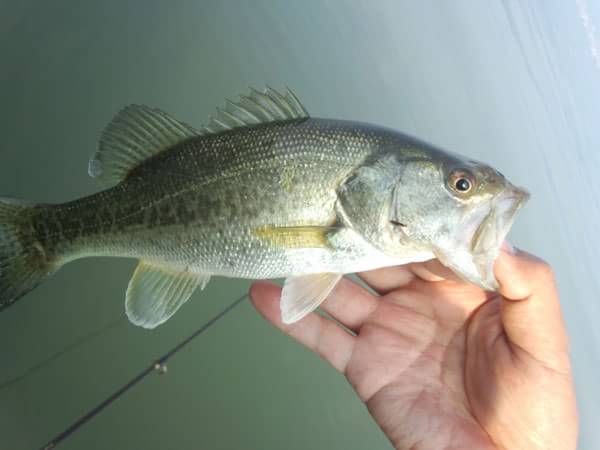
{"left": 0, "top": 1, "right": 598, "bottom": 448}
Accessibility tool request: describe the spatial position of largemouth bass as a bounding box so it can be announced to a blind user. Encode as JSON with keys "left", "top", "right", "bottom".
{"left": 0, "top": 87, "right": 529, "bottom": 327}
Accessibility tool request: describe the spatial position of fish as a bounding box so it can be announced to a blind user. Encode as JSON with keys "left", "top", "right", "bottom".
{"left": 0, "top": 86, "right": 529, "bottom": 328}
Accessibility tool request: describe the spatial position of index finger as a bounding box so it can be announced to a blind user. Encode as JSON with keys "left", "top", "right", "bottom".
{"left": 357, "top": 258, "right": 464, "bottom": 295}
{"left": 249, "top": 281, "right": 355, "bottom": 373}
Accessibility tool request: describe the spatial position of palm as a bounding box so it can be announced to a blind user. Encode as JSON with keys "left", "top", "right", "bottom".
{"left": 346, "top": 278, "right": 495, "bottom": 449}
{"left": 250, "top": 255, "right": 576, "bottom": 450}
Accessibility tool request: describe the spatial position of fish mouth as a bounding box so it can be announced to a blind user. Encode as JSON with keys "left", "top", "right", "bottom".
{"left": 467, "top": 185, "right": 530, "bottom": 288}
{"left": 433, "top": 181, "right": 529, "bottom": 291}
{"left": 471, "top": 187, "right": 530, "bottom": 255}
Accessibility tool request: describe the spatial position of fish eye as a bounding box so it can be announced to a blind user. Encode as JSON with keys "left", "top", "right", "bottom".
{"left": 455, "top": 178, "right": 471, "bottom": 192}
{"left": 448, "top": 169, "right": 475, "bottom": 195}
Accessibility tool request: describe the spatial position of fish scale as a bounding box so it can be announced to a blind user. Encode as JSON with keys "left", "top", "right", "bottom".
{"left": 45, "top": 120, "right": 378, "bottom": 269}
{"left": 0, "top": 87, "right": 529, "bottom": 328}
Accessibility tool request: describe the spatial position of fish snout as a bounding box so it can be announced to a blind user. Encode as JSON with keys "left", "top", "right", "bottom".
{"left": 472, "top": 183, "right": 529, "bottom": 257}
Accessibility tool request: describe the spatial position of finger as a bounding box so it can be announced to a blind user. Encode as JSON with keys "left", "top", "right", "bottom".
{"left": 319, "top": 277, "right": 379, "bottom": 332}
{"left": 357, "top": 265, "right": 417, "bottom": 295}
{"left": 494, "top": 243, "right": 570, "bottom": 371}
{"left": 410, "top": 259, "right": 495, "bottom": 303}
{"left": 357, "top": 258, "right": 464, "bottom": 295}
{"left": 412, "top": 259, "right": 465, "bottom": 283}
{"left": 249, "top": 281, "right": 355, "bottom": 373}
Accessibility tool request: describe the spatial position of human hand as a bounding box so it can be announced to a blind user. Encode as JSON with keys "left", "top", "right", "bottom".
{"left": 249, "top": 244, "right": 578, "bottom": 449}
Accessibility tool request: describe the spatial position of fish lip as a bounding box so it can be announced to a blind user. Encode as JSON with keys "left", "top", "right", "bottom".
{"left": 471, "top": 186, "right": 530, "bottom": 256}
{"left": 433, "top": 185, "right": 529, "bottom": 291}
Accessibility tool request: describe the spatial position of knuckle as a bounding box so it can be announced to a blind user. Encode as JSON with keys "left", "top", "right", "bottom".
{"left": 533, "top": 259, "right": 555, "bottom": 282}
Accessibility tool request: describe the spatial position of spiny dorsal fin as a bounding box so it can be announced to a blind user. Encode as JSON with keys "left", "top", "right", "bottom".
{"left": 201, "top": 86, "right": 309, "bottom": 133}
{"left": 89, "top": 86, "right": 309, "bottom": 186}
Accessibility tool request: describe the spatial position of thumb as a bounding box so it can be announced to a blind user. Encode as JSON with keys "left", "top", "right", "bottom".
{"left": 494, "top": 242, "right": 570, "bottom": 371}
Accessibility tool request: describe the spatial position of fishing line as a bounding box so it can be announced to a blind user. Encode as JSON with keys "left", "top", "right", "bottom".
{"left": 40, "top": 292, "right": 248, "bottom": 450}
{"left": 0, "top": 317, "right": 126, "bottom": 390}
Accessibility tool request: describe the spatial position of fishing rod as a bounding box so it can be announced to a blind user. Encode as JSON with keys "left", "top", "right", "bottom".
{"left": 0, "top": 317, "right": 126, "bottom": 391}
{"left": 40, "top": 293, "right": 248, "bottom": 450}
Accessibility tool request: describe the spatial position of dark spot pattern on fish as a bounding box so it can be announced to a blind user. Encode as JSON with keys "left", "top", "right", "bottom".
{"left": 41, "top": 119, "right": 435, "bottom": 268}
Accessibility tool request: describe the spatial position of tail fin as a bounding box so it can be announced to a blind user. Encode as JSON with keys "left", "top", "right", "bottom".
{"left": 0, "top": 198, "right": 58, "bottom": 311}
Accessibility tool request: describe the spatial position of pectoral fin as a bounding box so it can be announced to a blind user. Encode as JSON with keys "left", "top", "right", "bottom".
{"left": 254, "top": 226, "right": 337, "bottom": 248}
{"left": 280, "top": 273, "right": 342, "bottom": 324}
{"left": 125, "top": 260, "right": 211, "bottom": 329}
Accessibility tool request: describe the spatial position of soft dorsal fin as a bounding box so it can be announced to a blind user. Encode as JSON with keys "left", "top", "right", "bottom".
{"left": 88, "top": 86, "right": 309, "bottom": 186}
{"left": 89, "top": 105, "right": 201, "bottom": 186}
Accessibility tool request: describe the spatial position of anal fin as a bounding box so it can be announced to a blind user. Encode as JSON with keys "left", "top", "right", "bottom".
{"left": 280, "top": 273, "right": 342, "bottom": 324}
{"left": 125, "top": 260, "right": 211, "bottom": 329}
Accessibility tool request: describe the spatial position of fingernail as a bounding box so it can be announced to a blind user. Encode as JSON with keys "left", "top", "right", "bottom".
{"left": 501, "top": 240, "right": 516, "bottom": 254}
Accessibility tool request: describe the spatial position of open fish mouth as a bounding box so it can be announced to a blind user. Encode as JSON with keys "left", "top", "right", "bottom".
{"left": 471, "top": 186, "right": 530, "bottom": 256}
{"left": 432, "top": 184, "right": 529, "bottom": 291}
{"left": 456, "top": 184, "right": 530, "bottom": 290}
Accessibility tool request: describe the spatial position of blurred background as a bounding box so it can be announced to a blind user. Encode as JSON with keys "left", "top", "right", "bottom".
{"left": 1, "top": 1, "right": 598, "bottom": 448}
